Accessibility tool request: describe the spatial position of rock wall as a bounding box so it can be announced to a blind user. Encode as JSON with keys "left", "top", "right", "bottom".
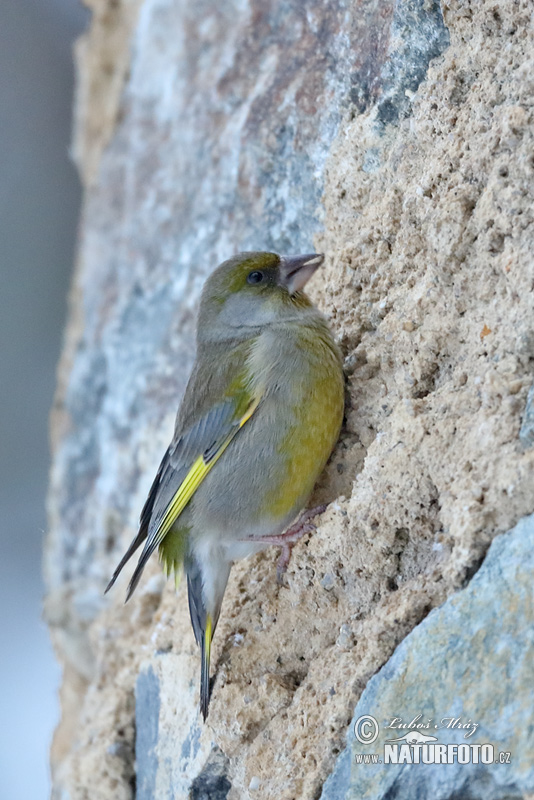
{"left": 320, "top": 514, "right": 534, "bottom": 800}
{"left": 47, "top": 1, "right": 534, "bottom": 798}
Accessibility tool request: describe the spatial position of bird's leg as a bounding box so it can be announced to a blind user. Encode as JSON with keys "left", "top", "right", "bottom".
{"left": 246, "top": 505, "right": 327, "bottom": 583}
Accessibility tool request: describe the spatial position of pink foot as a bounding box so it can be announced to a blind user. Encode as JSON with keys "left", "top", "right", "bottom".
{"left": 245, "top": 505, "right": 327, "bottom": 583}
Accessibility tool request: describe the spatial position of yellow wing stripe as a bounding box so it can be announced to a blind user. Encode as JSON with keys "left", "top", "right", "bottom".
{"left": 239, "top": 396, "right": 260, "bottom": 427}
{"left": 154, "top": 396, "right": 261, "bottom": 546}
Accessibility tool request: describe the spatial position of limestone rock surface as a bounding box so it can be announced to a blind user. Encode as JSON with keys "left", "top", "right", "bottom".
{"left": 46, "top": 0, "right": 534, "bottom": 798}
{"left": 321, "top": 514, "right": 534, "bottom": 800}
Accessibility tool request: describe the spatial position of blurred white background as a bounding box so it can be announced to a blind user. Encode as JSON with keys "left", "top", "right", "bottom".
{"left": 0, "top": 1, "right": 88, "bottom": 797}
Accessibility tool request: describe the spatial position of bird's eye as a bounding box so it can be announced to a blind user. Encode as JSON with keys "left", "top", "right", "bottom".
{"left": 247, "top": 270, "right": 264, "bottom": 285}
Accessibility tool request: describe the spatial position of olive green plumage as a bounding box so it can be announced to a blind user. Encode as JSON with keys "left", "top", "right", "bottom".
{"left": 106, "top": 251, "right": 344, "bottom": 719}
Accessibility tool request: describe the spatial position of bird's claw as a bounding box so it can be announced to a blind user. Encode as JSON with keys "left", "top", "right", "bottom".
{"left": 275, "top": 523, "right": 316, "bottom": 583}
{"left": 239, "top": 505, "right": 328, "bottom": 583}
{"left": 273, "top": 504, "right": 328, "bottom": 583}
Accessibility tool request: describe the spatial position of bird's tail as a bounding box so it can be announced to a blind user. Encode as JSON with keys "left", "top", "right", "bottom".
{"left": 200, "top": 613, "right": 213, "bottom": 721}
{"left": 186, "top": 554, "right": 230, "bottom": 720}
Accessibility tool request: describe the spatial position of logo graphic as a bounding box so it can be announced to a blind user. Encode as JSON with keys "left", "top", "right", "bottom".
{"left": 386, "top": 731, "right": 438, "bottom": 745}
{"left": 353, "top": 714, "right": 512, "bottom": 766}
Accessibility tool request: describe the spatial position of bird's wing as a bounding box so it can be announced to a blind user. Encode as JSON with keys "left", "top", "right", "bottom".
{"left": 105, "top": 342, "right": 261, "bottom": 599}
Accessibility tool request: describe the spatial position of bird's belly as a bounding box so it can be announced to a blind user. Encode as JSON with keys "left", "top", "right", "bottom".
{"left": 189, "top": 356, "right": 343, "bottom": 547}
{"left": 189, "top": 432, "right": 297, "bottom": 544}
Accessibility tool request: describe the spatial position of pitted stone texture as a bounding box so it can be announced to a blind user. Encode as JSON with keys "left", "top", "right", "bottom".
{"left": 320, "top": 514, "right": 534, "bottom": 800}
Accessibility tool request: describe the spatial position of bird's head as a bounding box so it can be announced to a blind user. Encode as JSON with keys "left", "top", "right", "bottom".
{"left": 197, "top": 251, "right": 324, "bottom": 343}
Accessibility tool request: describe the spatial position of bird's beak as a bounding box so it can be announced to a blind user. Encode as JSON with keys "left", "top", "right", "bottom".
{"left": 279, "top": 253, "right": 324, "bottom": 294}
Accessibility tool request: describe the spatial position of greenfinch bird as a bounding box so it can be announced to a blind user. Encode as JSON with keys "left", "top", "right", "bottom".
{"left": 106, "top": 251, "right": 344, "bottom": 719}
